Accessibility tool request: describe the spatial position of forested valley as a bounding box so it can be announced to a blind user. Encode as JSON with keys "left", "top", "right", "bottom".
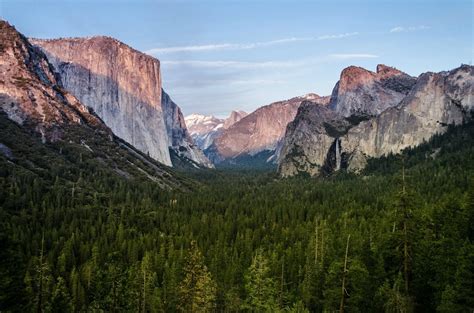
{"left": 1, "top": 119, "right": 473, "bottom": 312}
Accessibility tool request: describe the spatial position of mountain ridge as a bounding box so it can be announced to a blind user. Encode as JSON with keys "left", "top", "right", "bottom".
{"left": 0, "top": 20, "right": 186, "bottom": 188}
{"left": 201, "top": 93, "right": 330, "bottom": 165}
{"left": 279, "top": 64, "right": 474, "bottom": 177}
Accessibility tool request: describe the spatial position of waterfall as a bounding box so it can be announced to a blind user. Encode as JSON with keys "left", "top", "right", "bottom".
{"left": 335, "top": 138, "right": 341, "bottom": 171}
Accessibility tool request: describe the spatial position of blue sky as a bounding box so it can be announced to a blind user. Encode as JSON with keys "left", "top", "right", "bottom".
{"left": 1, "top": 0, "right": 472, "bottom": 117}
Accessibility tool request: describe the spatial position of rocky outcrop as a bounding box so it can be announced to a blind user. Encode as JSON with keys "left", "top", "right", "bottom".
{"left": 207, "top": 94, "right": 328, "bottom": 164}
{"left": 31, "top": 36, "right": 171, "bottom": 164}
{"left": 278, "top": 102, "right": 345, "bottom": 176}
{"left": 279, "top": 65, "right": 474, "bottom": 177}
{"left": 0, "top": 20, "right": 183, "bottom": 188}
{"left": 162, "top": 90, "right": 213, "bottom": 168}
{"left": 340, "top": 65, "right": 473, "bottom": 169}
{"left": 223, "top": 110, "right": 248, "bottom": 129}
{"left": 329, "top": 64, "right": 416, "bottom": 117}
{"left": 0, "top": 21, "right": 107, "bottom": 141}
{"left": 31, "top": 36, "right": 211, "bottom": 168}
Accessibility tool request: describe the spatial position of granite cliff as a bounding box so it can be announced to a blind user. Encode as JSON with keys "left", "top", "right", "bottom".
{"left": 0, "top": 22, "right": 106, "bottom": 141}
{"left": 0, "top": 21, "right": 184, "bottom": 188}
{"left": 279, "top": 64, "right": 474, "bottom": 177}
{"left": 161, "top": 90, "right": 213, "bottom": 168}
{"left": 31, "top": 36, "right": 211, "bottom": 168}
{"left": 329, "top": 64, "right": 416, "bottom": 117}
{"left": 206, "top": 94, "right": 329, "bottom": 164}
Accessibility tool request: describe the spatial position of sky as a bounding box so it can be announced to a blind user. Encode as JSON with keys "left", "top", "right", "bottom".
{"left": 1, "top": 0, "right": 472, "bottom": 117}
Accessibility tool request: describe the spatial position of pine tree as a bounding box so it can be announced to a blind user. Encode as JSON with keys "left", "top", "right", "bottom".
{"left": 178, "top": 240, "right": 217, "bottom": 312}
{"left": 243, "top": 249, "right": 278, "bottom": 312}
{"left": 140, "top": 252, "right": 157, "bottom": 312}
{"left": 301, "top": 221, "right": 325, "bottom": 311}
{"left": 50, "top": 276, "right": 72, "bottom": 312}
{"left": 24, "top": 235, "right": 53, "bottom": 313}
{"left": 392, "top": 161, "right": 415, "bottom": 311}
{"left": 376, "top": 274, "right": 412, "bottom": 313}
{"left": 339, "top": 235, "right": 350, "bottom": 313}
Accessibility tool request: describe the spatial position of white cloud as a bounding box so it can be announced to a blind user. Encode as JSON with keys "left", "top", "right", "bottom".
{"left": 163, "top": 52, "right": 378, "bottom": 69}
{"left": 329, "top": 53, "right": 379, "bottom": 59}
{"left": 161, "top": 60, "right": 299, "bottom": 69}
{"left": 243, "top": 37, "right": 313, "bottom": 48}
{"left": 146, "top": 38, "right": 311, "bottom": 55}
{"left": 147, "top": 43, "right": 235, "bottom": 54}
{"left": 229, "top": 79, "right": 286, "bottom": 85}
{"left": 317, "top": 32, "right": 359, "bottom": 40}
{"left": 146, "top": 32, "right": 359, "bottom": 55}
{"left": 165, "top": 78, "right": 286, "bottom": 88}
{"left": 390, "top": 25, "right": 430, "bottom": 33}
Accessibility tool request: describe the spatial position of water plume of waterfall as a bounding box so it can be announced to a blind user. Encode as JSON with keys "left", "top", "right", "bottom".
{"left": 335, "top": 138, "right": 341, "bottom": 171}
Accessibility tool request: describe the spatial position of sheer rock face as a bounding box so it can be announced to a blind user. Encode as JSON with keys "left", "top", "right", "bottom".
{"left": 30, "top": 37, "right": 171, "bottom": 164}
{"left": 279, "top": 65, "right": 474, "bottom": 177}
{"left": 277, "top": 102, "right": 342, "bottom": 176}
{"left": 329, "top": 64, "right": 417, "bottom": 117}
{"left": 0, "top": 21, "right": 108, "bottom": 141}
{"left": 31, "top": 37, "right": 210, "bottom": 167}
{"left": 341, "top": 66, "right": 473, "bottom": 165}
{"left": 162, "top": 90, "right": 213, "bottom": 168}
{"left": 208, "top": 94, "right": 328, "bottom": 163}
{"left": 0, "top": 21, "right": 189, "bottom": 188}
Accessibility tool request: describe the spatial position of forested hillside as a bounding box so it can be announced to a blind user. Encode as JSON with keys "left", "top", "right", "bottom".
{"left": 1, "top": 119, "right": 473, "bottom": 312}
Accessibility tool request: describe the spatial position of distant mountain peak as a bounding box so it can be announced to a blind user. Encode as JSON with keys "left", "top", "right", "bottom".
{"left": 223, "top": 110, "right": 248, "bottom": 129}
{"left": 339, "top": 66, "right": 376, "bottom": 92}
{"left": 184, "top": 110, "right": 248, "bottom": 152}
{"left": 330, "top": 64, "right": 417, "bottom": 116}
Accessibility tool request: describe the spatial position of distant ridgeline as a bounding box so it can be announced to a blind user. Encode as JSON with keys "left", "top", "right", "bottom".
{"left": 185, "top": 65, "right": 473, "bottom": 172}
{"left": 278, "top": 64, "right": 474, "bottom": 177}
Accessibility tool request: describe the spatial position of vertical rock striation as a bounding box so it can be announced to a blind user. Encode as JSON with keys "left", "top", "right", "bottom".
{"left": 278, "top": 64, "right": 474, "bottom": 177}
{"left": 329, "top": 64, "right": 416, "bottom": 117}
{"left": 31, "top": 36, "right": 211, "bottom": 167}
{"left": 0, "top": 20, "right": 183, "bottom": 187}
{"left": 162, "top": 90, "right": 213, "bottom": 168}
{"left": 340, "top": 65, "right": 474, "bottom": 170}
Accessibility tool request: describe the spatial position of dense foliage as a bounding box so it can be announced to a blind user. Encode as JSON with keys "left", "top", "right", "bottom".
{"left": 1, "top": 120, "right": 473, "bottom": 312}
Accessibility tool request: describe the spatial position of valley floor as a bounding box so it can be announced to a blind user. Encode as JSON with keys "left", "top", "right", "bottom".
{"left": 1, "top": 121, "right": 473, "bottom": 312}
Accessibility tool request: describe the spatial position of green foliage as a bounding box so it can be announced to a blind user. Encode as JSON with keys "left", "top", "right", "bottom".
{"left": 216, "top": 150, "right": 277, "bottom": 170}
{"left": 0, "top": 119, "right": 473, "bottom": 312}
{"left": 243, "top": 250, "right": 278, "bottom": 311}
{"left": 50, "top": 276, "right": 72, "bottom": 313}
{"left": 376, "top": 275, "right": 412, "bottom": 313}
{"left": 178, "top": 240, "right": 217, "bottom": 313}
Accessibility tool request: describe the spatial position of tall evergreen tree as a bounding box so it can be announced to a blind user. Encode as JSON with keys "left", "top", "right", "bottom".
{"left": 243, "top": 249, "right": 278, "bottom": 312}
{"left": 178, "top": 240, "right": 217, "bottom": 313}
